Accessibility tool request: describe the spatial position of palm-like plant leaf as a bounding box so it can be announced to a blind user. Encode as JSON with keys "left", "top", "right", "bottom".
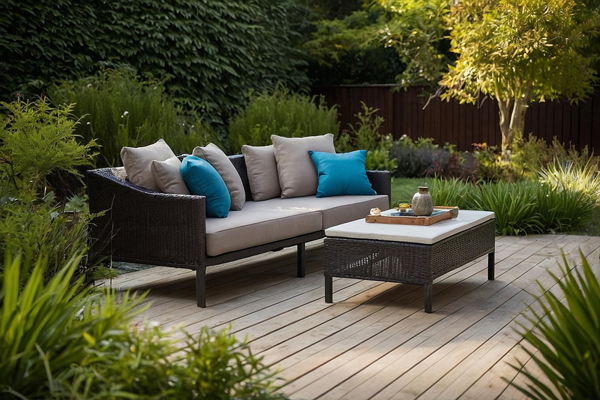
{"left": 505, "top": 250, "right": 600, "bottom": 399}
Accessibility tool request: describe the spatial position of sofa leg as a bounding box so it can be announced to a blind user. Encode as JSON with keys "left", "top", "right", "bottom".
{"left": 196, "top": 267, "right": 206, "bottom": 308}
{"left": 297, "top": 243, "right": 305, "bottom": 278}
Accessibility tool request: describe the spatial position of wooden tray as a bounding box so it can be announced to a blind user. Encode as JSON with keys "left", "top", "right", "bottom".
{"left": 365, "top": 207, "right": 456, "bottom": 226}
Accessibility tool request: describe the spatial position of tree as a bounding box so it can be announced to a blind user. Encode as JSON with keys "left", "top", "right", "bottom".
{"left": 441, "top": 0, "right": 599, "bottom": 156}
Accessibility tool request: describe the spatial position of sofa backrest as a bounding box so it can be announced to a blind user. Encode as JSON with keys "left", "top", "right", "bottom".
{"left": 228, "top": 154, "right": 253, "bottom": 201}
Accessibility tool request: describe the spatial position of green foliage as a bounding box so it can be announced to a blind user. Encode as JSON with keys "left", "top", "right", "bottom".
{"left": 336, "top": 103, "right": 398, "bottom": 171}
{"left": 0, "top": 250, "right": 143, "bottom": 398}
{"left": 303, "top": 9, "right": 403, "bottom": 85}
{"left": 0, "top": 100, "right": 96, "bottom": 198}
{"left": 60, "top": 326, "right": 287, "bottom": 400}
{"left": 505, "top": 251, "right": 600, "bottom": 399}
{"left": 431, "top": 179, "right": 596, "bottom": 235}
{"left": 0, "top": 0, "right": 308, "bottom": 125}
{"left": 0, "top": 197, "right": 90, "bottom": 282}
{"left": 303, "top": 0, "right": 450, "bottom": 87}
{"left": 509, "top": 133, "right": 555, "bottom": 179}
{"left": 390, "top": 136, "right": 463, "bottom": 178}
{"left": 49, "top": 70, "right": 218, "bottom": 166}
{"left": 540, "top": 158, "right": 600, "bottom": 205}
{"left": 0, "top": 99, "right": 96, "bottom": 280}
{"left": 228, "top": 87, "right": 340, "bottom": 154}
{"left": 430, "top": 178, "right": 472, "bottom": 209}
{"left": 471, "top": 143, "right": 508, "bottom": 183}
{"left": 0, "top": 248, "right": 288, "bottom": 399}
{"left": 442, "top": 0, "right": 599, "bottom": 152}
{"left": 377, "top": 0, "right": 451, "bottom": 87}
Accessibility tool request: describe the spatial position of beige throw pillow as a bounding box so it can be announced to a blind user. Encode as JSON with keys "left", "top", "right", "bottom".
{"left": 192, "top": 143, "right": 245, "bottom": 210}
{"left": 120, "top": 139, "right": 176, "bottom": 191}
{"left": 241, "top": 145, "right": 281, "bottom": 201}
{"left": 151, "top": 156, "right": 190, "bottom": 195}
{"left": 271, "top": 133, "right": 335, "bottom": 198}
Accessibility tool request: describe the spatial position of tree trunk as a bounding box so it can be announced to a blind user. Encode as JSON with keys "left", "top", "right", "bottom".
{"left": 497, "top": 99, "right": 512, "bottom": 157}
{"left": 497, "top": 98, "right": 529, "bottom": 159}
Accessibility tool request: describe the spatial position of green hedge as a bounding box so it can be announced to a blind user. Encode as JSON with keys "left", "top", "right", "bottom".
{"left": 0, "top": 0, "right": 308, "bottom": 125}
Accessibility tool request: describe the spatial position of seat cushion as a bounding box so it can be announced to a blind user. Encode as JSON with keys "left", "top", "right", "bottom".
{"left": 269, "top": 195, "right": 389, "bottom": 229}
{"left": 205, "top": 201, "right": 322, "bottom": 256}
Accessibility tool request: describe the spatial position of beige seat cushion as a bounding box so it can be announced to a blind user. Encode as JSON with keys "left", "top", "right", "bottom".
{"left": 271, "top": 134, "right": 335, "bottom": 198}
{"left": 255, "top": 195, "right": 389, "bottom": 229}
{"left": 205, "top": 201, "right": 322, "bottom": 256}
{"left": 151, "top": 156, "right": 190, "bottom": 195}
{"left": 242, "top": 144, "right": 280, "bottom": 201}
{"left": 120, "top": 139, "right": 176, "bottom": 191}
{"left": 193, "top": 143, "right": 246, "bottom": 210}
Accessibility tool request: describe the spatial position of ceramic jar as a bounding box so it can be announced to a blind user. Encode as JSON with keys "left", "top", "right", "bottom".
{"left": 412, "top": 186, "right": 434, "bottom": 216}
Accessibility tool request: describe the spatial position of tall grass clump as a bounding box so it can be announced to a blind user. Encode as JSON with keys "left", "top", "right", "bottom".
{"left": 0, "top": 247, "right": 289, "bottom": 399}
{"left": 228, "top": 86, "right": 340, "bottom": 154}
{"left": 49, "top": 69, "right": 219, "bottom": 166}
{"left": 505, "top": 251, "right": 600, "bottom": 399}
{"left": 431, "top": 179, "right": 596, "bottom": 235}
{"left": 540, "top": 158, "right": 600, "bottom": 205}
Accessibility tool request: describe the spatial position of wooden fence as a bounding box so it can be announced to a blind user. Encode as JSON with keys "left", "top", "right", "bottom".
{"left": 315, "top": 85, "right": 600, "bottom": 153}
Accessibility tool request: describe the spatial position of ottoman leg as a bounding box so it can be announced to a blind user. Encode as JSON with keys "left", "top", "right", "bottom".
{"left": 488, "top": 252, "right": 495, "bottom": 280}
{"left": 325, "top": 275, "right": 333, "bottom": 303}
{"left": 424, "top": 282, "right": 433, "bottom": 313}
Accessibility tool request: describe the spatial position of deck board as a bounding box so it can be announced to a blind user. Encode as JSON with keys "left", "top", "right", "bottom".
{"left": 104, "top": 234, "right": 600, "bottom": 399}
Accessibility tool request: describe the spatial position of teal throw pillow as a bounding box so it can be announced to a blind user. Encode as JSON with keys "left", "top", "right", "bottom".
{"left": 181, "top": 156, "right": 231, "bottom": 218}
{"left": 309, "top": 150, "right": 376, "bottom": 198}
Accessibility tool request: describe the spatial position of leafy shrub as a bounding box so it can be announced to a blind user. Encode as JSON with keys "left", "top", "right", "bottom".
{"left": 336, "top": 103, "right": 398, "bottom": 171}
{"left": 49, "top": 70, "right": 219, "bottom": 167}
{"left": 390, "top": 136, "right": 457, "bottom": 178}
{"left": 431, "top": 179, "right": 596, "bottom": 235}
{"left": 0, "top": 248, "right": 288, "bottom": 399}
{"left": 509, "top": 133, "right": 553, "bottom": 179}
{"left": 506, "top": 251, "right": 600, "bottom": 399}
{"left": 0, "top": 100, "right": 96, "bottom": 198}
{"left": 471, "top": 143, "right": 508, "bottom": 183}
{"left": 510, "top": 133, "right": 598, "bottom": 180}
{"left": 1, "top": 0, "right": 308, "bottom": 125}
{"left": 0, "top": 99, "right": 96, "bottom": 280}
{"left": 228, "top": 86, "right": 340, "bottom": 153}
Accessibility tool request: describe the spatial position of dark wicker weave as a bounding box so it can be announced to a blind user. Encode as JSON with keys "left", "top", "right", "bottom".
{"left": 87, "top": 154, "right": 391, "bottom": 307}
{"left": 324, "top": 219, "right": 496, "bottom": 312}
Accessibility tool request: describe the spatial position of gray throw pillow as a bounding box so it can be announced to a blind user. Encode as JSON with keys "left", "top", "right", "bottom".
{"left": 193, "top": 143, "right": 245, "bottom": 210}
{"left": 271, "top": 133, "right": 335, "bottom": 198}
{"left": 120, "top": 139, "right": 176, "bottom": 191}
{"left": 242, "top": 145, "right": 280, "bottom": 201}
{"left": 151, "top": 156, "right": 190, "bottom": 195}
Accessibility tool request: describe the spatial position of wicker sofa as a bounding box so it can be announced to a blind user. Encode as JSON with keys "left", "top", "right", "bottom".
{"left": 87, "top": 154, "right": 391, "bottom": 307}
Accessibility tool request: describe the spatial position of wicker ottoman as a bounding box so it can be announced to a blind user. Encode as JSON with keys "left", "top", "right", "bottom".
{"left": 324, "top": 210, "right": 496, "bottom": 313}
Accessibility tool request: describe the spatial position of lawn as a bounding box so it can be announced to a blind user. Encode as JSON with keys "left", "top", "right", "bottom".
{"left": 390, "top": 177, "right": 435, "bottom": 206}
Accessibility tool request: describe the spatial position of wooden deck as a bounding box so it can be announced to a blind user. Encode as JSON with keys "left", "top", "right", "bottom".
{"left": 106, "top": 234, "right": 600, "bottom": 399}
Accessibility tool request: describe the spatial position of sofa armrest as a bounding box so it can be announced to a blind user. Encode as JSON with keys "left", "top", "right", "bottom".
{"left": 367, "top": 170, "right": 391, "bottom": 206}
{"left": 87, "top": 169, "right": 206, "bottom": 268}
